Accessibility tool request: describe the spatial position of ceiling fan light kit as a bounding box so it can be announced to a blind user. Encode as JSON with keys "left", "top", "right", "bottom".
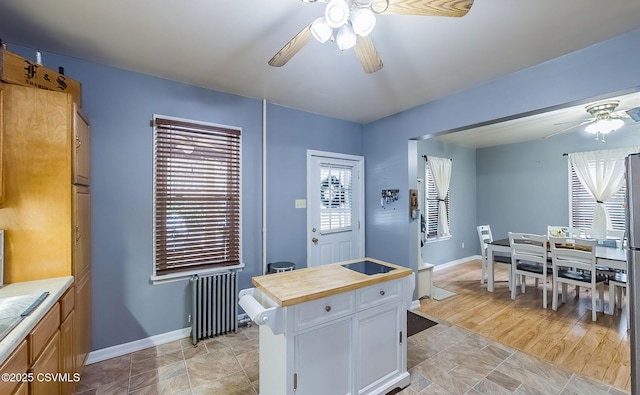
{"left": 336, "top": 24, "right": 358, "bottom": 50}
{"left": 585, "top": 118, "right": 625, "bottom": 134}
{"left": 311, "top": 17, "right": 333, "bottom": 43}
{"left": 325, "top": 0, "right": 351, "bottom": 28}
{"left": 584, "top": 100, "right": 625, "bottom": 142}
{"left": 350, "top": 8, "right": 377, "bottom": 36}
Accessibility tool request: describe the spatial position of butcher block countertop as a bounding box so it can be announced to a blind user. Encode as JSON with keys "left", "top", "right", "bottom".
{"left": 252, "top": 257, "right": 413, "bottom": 307}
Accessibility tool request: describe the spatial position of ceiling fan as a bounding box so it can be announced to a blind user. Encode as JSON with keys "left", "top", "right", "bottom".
{"left": 268, "top": 0, "right": 474, "bottom": 74}
{"left": 545, "top": 99, "right": 640, "bottom": 142}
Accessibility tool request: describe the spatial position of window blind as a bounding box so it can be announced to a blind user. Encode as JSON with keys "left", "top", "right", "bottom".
{"left": 425, "top": 162, "right": 450, "bottom": 238}
{"left": 319, "top": 163, "right": 353, "bottom": 234}
{"left": 569, "top": 164, "right": 626, "bottom": 231}
{"left": 153, "top": 117, "right": 241, "bottom": 275}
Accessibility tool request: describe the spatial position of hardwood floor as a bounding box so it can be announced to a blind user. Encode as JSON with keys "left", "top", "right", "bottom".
{"left": 416, "top": 259, "right": 631, "bottom": 392}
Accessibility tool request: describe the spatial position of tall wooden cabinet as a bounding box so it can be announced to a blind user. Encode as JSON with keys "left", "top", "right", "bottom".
{"left": 0, "top": 82, "right": 92, "bottom": 392}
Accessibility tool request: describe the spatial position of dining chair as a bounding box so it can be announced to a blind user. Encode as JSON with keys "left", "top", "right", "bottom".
{"left": 547, "top": 226, "right": 580, "bottom": 238}
{"left": 509, "top": 232, "right": 549, "bottom": 308}
{"left": 606, "top": 229, "right": 625, "bottom": 247}
{"left": 609, "top": 272, "right": 629, "bottom": 328}
{"left": 549, "top": 237, "right": 605, "bottom": 321}
{"left": 584, "top": 228, "right": 607, "bottom": 240}
{"left": 547, "top": 226, "right": 567, "bottom": 238}
{"left": 477, "top": 225, "right": 512, "bottom": 288}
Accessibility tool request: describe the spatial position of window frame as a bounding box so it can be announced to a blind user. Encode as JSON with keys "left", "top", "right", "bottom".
{"left": 424, "top": 159, "right": 451, "bottom": 241}
{"left": 150, "top": 114, "right": 244, "bottom": 284}
{"left": 568, "top": 159, "right": 626, "bottom": 232}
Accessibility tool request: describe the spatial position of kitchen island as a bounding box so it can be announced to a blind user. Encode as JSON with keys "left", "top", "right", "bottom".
{"left": 240, "top": 257, "right": 414, "bottom": 395}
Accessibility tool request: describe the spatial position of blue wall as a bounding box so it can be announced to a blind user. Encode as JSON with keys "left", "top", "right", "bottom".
{"left": 4, "top": 44, "right": 364, "bottom": 350}
{"left": 417, "top": 140, "right": 477, "bottom": 265}
{"left": 266, "top": 104, "right": 363, "bottom": 269}
{"left": 363, "top": 28, "right": 640, "bottom": 274}
{"left": 5, "top": 26, "right": 640, "bottom": 352}
{"left": 477, "top": 123, "right": 640, "bottom": 242}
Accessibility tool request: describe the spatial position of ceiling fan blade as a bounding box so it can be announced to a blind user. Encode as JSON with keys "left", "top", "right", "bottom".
{"left": 373, "top": 0, "right": 473, "bottom": 17}
{"left": 543, "top": 119, "right": 594, "bottom": 139}
{"left": 354, "top": 36, "right": 383, "bottom": 74}
{"left": 626, "top": 107, "right": 640, "bottom": 122}
{"left": 268, "top": 24, "right": 312, "bottom": 67}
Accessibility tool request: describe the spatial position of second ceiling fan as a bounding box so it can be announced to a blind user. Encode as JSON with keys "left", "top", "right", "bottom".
{"left": 268, "top": 0, "right": 474, "bottom": 74}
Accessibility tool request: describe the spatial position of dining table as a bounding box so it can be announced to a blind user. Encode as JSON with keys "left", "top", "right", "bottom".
{"left": 486, "top": 237, "right": 627, "bottom": 292}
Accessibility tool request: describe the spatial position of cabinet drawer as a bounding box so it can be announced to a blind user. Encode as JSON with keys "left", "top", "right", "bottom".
{"left": 357, "top": 279, "right": 401, "bottom": 311}
{"left": 29, "top": 302, "right": 60, "bottom": 363}
{"left": 294, "top": 292, "right": 355, "bottom": 332}
{"left": 0, "top": 340, "right": 28, "bottom": 395}
{"left": 60, "top": 286, "right": 75, "bottom": 321}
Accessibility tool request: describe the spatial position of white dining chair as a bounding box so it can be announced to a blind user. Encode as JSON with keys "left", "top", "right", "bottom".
{"left": 510, "top": 232, "right": 549, "bottom": 308}
{"left": 549, "top": 237, "right": 605, "bottom": 321}
{"left": 477, "top": 225, "right": 512, "bottom": 288}
{"left": 547, "top": 226, "right": 580, "bottom": 238}
{"left": 585, "top": 228, "right": 607, "bottom": 240}
{"left": 608, "top": 272, "right": 629, "bottom": 328}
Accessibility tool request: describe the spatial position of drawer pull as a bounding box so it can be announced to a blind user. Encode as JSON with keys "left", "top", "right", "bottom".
{"left": 380, "top": 290, "right": 385, "bottom": 296}
{"left": 325, "top": 306, "right": 331, "bottom": 312}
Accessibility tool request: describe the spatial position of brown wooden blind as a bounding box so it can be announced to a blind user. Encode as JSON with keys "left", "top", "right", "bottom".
{"left": 153, "top": 117, "right": 241, "bottom": 275}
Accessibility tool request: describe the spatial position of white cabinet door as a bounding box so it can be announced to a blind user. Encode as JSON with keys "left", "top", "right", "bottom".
{"left": 294, "top": 318, "right": 353, "bottom": 395}
{"left": 354, "top": 303, "right": 402, "bottom": 394}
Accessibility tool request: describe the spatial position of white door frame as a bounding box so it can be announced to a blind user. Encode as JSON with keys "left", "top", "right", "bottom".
{"left": 307, "top": 150, "right": 365, "bottom": 266}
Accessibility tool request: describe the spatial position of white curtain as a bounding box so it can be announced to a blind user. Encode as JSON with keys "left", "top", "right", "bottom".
{"left": 427, "top": 156, "right": 452, "bottom": 236}
{"left": 568, "top": 147, "right": 638, "bottom": 230}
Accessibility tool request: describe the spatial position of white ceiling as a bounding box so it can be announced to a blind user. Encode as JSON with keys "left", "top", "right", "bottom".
{"left": 435, "top": 90, "right": 640, "bottom": 148}
{"left": 1, "top": 0, "right": 640, "bottom": 127}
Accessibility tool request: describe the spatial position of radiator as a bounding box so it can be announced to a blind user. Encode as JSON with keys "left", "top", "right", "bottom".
{"left": 191, "top": 271, "right": 238, "bottom": 345}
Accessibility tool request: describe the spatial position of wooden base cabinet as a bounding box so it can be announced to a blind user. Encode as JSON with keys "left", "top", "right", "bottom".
{"left": 258, "top": 276, "right": 412, "bottom": 395}
{"left": 30, "top": 331, "right": 61, "bottom": 395}
{"left": 75, "top": 269, "right": 92, "bottom": 373}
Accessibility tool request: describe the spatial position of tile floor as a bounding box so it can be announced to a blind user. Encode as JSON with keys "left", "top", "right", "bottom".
{"left": 75, "top": 316, "right": 629, "bottom": 395}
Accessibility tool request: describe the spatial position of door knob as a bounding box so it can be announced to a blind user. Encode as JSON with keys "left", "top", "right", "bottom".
{"left": 312, "top": 237, "right": 318, "bottom": 245}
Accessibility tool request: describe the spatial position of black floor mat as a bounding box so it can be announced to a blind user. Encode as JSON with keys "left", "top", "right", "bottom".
{"left": 407, "top": 311, "right": 438, "bottom": 337}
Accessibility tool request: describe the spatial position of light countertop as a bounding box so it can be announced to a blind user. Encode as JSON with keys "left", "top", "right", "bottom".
{"left": 252, "top": 257, "right": 413, "bottom": 307}
{"left": 0, "top": 276, "right": 74, "bottom": 363}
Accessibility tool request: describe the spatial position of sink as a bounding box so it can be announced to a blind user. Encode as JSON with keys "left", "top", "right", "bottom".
{"left": 342, "top": 260, "right": 395, "bottom": 275}
{"left": 0, "top": 292, "right": 49, "bottom": 342}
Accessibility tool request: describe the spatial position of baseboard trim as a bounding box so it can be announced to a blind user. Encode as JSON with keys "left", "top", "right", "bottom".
{"left": 433, "top": 255, "right": 480, "bottom": 272}
{"left": 86, "top": 327, "right": 191, "bottom": 365}
{"left": 409, "top": 300, "right": 421, "bottom": 310}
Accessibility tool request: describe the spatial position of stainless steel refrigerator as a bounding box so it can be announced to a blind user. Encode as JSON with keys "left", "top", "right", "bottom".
{"left": 627, "top": 152, "right": 640, "bottom": 395}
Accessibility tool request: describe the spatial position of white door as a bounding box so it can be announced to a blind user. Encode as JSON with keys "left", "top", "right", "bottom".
{"left": 307, "top": 150, "right": 364, "bottom": 267}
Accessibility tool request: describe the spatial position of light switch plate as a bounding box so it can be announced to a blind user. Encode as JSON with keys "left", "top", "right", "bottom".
{"left": 295, "top": 199, "right": 307, "bottom": 209}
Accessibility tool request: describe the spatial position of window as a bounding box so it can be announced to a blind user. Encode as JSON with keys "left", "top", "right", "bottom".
{"left": 425, "top": 160, "right": 451, "bottom": 239}
{"left": 570, "top": 165, "right": 626, "bottom": 231}
{"left": 319, "top": 163, "right": 353, "bottom": 234}
{"left": 152, "top": 115, "right": 242, "bottom": 282}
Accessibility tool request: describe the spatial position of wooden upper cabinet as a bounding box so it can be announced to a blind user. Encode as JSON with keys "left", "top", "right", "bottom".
{"left": 73, "top": 186, "right": 91, "bottom": 277}
{"left": 73, "top": 104, "right": 90, "bottom": 186}
{"left": 0, "top": 85, "right": 4, "bottom": 206}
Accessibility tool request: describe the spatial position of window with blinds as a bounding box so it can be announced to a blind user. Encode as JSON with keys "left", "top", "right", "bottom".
{"left": 569, "top": 164, "right": 626, "bottom": 231}
{"left": 153, "top": 116, "right": 241, "bottom": 278}
{"left": 425, "top": 162, "right": 450, "bottom": 239}
{"left": 319, "top": 163, "right": 353, "bottom": 234}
